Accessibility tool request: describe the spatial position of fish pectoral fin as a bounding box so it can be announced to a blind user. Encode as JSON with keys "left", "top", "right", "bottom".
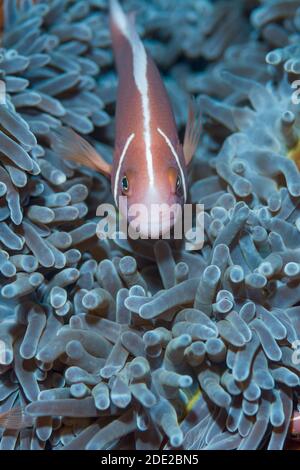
{"left": 183, "top": 96, "right": 202, "bottom": 165}
{"left": 52, "top": 127, "right": 112, "bottom": 177}
{"left": 0, "top": 406, "right": 32, "bottom": 430}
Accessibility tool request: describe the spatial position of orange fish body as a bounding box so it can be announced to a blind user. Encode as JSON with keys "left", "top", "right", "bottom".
{"left": 53, "top": 0, "right": 201, "bottom": 237}
{"left": 109, "top": 0, "right": 188, "bottom": 236}
{"left": 291, "top": 411, "right": 300, "bottom": 436}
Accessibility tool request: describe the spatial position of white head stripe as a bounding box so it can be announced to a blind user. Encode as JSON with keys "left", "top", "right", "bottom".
{"left": 157, "top": 128, "right": 187, "bottom": 202}
{"left": 114, "top": 133, "right": 135, "bottom": 204}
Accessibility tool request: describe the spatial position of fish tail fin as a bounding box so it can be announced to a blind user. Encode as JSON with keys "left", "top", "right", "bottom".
{"left": 0, "top": 406, "right": 33, "bottom": 430}
{"left": 52, "top": 127, "right": 112, "bottom": 177}
{"left": 183, "top": 97, "right": 202, "bottom": 165}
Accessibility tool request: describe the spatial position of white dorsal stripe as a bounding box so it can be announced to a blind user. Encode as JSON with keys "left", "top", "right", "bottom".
{"left": 111, "top": 0, "right": 154, "bottom": 185}
{"left": 114, "top": 133, "right": 135, "bottom": 204}
{"left": 157, "top": 128, "right": 187, "bottom": 202}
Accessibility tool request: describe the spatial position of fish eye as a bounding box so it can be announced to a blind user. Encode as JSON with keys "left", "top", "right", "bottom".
{"left": 121, "top": 175, "right": 129, "bottom": 193}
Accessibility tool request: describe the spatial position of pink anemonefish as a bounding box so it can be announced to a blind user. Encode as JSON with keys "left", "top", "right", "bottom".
{"left": 53, "top": 0, "right": 201, "bottom": 237}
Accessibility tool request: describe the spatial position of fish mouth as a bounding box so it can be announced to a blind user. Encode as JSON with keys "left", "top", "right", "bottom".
{"left": 127, "top": 204, "right": 182, "bottom": 239}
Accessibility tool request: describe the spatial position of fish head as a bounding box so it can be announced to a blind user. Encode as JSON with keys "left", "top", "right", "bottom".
{"left": 116, "top": 163, "right": 186, "bottom": 238}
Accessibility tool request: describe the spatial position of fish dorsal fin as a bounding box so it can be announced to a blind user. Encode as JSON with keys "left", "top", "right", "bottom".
{"left": 183, "top": 97, "right": 202, "bottom": 165}
{"left": 52, "top": 127, "right": 112, "bottom": 177}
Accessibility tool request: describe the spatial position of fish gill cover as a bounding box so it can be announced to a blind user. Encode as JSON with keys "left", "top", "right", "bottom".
{"left": 0, "top": 0, "right": 299, "bottom": 451}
